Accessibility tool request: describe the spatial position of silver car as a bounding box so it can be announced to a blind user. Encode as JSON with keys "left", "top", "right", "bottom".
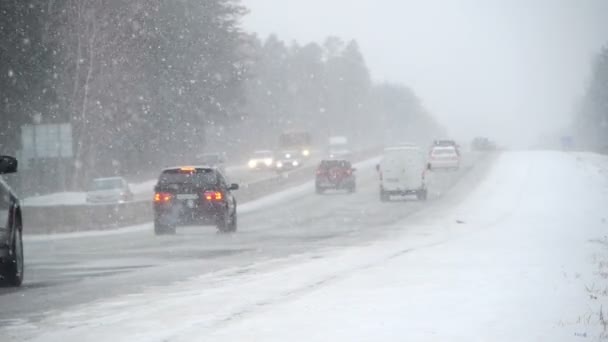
{"left": 86, "top": 177, "right": 133, "bottom": 204}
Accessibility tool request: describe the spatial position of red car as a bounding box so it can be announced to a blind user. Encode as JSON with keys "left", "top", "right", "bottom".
{"left": 315, "top": 159, "right": 356, "bottom": 194}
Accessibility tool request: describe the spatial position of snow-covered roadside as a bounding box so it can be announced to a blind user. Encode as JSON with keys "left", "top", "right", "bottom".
{"left": 9, "top": 151, "right": 606, "bottom": 341}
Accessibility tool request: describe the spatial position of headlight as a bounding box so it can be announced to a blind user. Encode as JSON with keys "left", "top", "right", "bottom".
{"left": 276, "top": 161, "right": 283, "bottom": 168}
{"left": 285, "top": 153, "right": 291, "bottom": 159}
{"left": 292, "top": 160, "right": 299, "bottom": 167}
{"left": 264, "top": 158, "right": 273, "bottom": 166}
{"left": 248, "top": 160, "right": 257, "bottom": 168}
{"left": 302, "top": 149, "right": 310, "bottom": 157}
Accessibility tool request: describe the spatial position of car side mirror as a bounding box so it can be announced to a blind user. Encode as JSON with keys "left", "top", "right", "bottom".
{"left": 0, "top": 156, "right": 17, "bottom": 174}
{"left": 228, "top": 183, "right": 239, "bottom": 191}
{"left": 427, "top": 163, "right": 432, "bottom": 171}
{"left": 375, "top": 164, "right": 380, "bottom": 172}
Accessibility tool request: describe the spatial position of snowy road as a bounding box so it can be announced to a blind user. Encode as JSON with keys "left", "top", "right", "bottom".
{"left": 0, "top": 152, "right": 479, "bottom": 325}
{"left": 13, "top": 151, "right": 607, "bottom": 341}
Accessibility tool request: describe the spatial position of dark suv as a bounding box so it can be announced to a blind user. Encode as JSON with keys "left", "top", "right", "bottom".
{"left": 0, "top": 156, "right": 23, "bottom": 286}
{"left": 315, "top": 159, "right": 356, "bottom": 194}
{"left": 153, "top": 166, "right": 239, "bottom": 234}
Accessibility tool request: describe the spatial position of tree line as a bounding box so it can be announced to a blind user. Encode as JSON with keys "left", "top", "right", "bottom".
{"left": 0, "top": 0, "right": 442, "bottom": 192}
{"left": 573, "top": 44, "right": 608, "bottom": 151}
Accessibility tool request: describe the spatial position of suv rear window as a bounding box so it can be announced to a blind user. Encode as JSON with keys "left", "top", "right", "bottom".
{"left": 432, "top": 148, "right": 456, "bottom": 155}
{"left": 319, "top": 160, "right": 351, "bottom": 169}
{"left": 159, "top": 169, "right": 218, "bottom": 186}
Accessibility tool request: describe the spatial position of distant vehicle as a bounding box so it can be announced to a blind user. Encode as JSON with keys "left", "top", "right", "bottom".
{"left": 197, "top": 152, "right": 227, "bottom": 172}
{"left": 327, "top": 136, "right": 353, "bottom": 160}
{"left": 153, "top": 166, "right": 239, "bottom": 234}
{"left": 377, "top": 146, "right": 427, "bottom": 202}
{"left": 328, "top": 148, "right": 353, "bottom": 160}
{"left": 433, "top": 139, "right": 460, "bottom": 154}
{"left": 315, "top": 159, "right": 356, "bottom": 194}
{"left": 278, "top": 131, "right": 312, "bottom": 159}
{"left": 247, "top": 150, "right": 275, "bottom": 170}
{"left": 471, "top": 137, "right": 496, "bottom": 151}
{"left": 0, "top": 155, "right": 23, "bottom": 286}
{"left": 86, "top": 177, "right": 133, "bottom": 204}
{"left": 275, "top": 150, "right": 301, "bottom": 172}
{"left": 429, "top": 146, "right": 460, "bottom": 170}
{"left": 433, "top": 139, "right": 458, "bottom": 147}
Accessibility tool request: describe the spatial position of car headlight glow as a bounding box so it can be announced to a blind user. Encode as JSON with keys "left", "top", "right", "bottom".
{"left": 292, "top": 160, "right": 299, "bottom": 167}
{"left": 285, "top": 153, "right": 291, "bottom": 159}
{"left": 276, "top": 161, "right": 283, "bottom": 168}
{"left": 302, "top": 149, "right": 310, "bottom": 157}
{"left": 248, "top": 160, "right": 257, "bottom": 168}
{"left": 264, "top": 158, "right": 273, "bottom": 166}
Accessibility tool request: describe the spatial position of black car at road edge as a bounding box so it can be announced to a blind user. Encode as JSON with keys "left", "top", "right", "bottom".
{"left": 0, "top": 156, "right": 23, "bottom": 287}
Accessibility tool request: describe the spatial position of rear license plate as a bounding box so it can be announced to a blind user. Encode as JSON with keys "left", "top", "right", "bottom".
{"left": 176, "top": 194, "right": 198, "bottom": 200}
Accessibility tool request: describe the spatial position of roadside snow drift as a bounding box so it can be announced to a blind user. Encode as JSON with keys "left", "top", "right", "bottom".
{"left": 5, "top": 151, "right": 608, "bottom": 342}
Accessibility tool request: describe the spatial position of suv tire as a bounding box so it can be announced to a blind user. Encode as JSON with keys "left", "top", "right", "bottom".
{"left": 2, "top": 223, "right": 24, "bottom": 287}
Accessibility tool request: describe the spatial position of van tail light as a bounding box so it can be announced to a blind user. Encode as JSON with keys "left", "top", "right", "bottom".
{"left": 204, "top": 191, "right": 223, "bottom": 201}
{"left": 154, "top": 192, "right": 173, "bottom": 203}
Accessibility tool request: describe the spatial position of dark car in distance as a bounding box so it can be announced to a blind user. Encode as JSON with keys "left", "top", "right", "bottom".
{"left": 153, "top": 166, "right": 239, "bottom": 235}
{"left": 315, "top": 159, "right": 356, "bottom": 194}
{"left": 0, "top": 156, "right": 23, "bottom": 287}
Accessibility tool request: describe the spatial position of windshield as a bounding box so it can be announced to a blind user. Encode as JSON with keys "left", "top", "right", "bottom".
{"left": 2, "top": 1, "right": 606, "bottom": 341}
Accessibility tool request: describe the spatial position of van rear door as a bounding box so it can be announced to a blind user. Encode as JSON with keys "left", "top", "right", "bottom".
{"left": 381, "top": 149, "right": 424, "bottom": 191}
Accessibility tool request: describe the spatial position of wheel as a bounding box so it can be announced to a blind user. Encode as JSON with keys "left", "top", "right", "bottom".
{"left": 227, "top": 212, "right": 237, "bottom": 233}
{"left": 217, "top": 211, "right": 236, "bottom": 233}
{"left": 154, "top": 220, "right": 176, "bottom": 235}
{"left": 2, "top": 223, "right": 24, "bottom": 287}
{"left": 380, "top": 188, "right": 390, "bottom": 202}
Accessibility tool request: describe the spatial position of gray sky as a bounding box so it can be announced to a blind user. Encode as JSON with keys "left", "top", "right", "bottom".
{"left": 241, "top": 0, "right": 608, "bottom": 147}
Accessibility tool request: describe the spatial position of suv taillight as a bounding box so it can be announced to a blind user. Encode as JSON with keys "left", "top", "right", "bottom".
{"left": 154, "top": 192, "right": 173, "bottom": 203}
{"left": 204, "top": 191, "right": 223, "bottom": 201}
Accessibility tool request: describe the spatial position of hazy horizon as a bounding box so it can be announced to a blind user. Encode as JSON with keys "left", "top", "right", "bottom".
{"left": 242, "top": 0, "right": 608, "bottom": 147}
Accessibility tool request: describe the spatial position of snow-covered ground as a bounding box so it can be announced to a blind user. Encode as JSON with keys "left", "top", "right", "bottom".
{"left": 6, "top": 151, "right": 608, "bottom": 341}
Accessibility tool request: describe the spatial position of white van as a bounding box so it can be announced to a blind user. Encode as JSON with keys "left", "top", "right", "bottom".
{"left": 377, "top": 146, "right": 428, "bottom": 201}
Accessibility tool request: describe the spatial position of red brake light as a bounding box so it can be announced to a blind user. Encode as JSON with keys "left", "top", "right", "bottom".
{"left": 154, "top": 192, "right": 173, "bottom": 203}
{"left": 204, "top": 191, "right": 223, "bottom": 201}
